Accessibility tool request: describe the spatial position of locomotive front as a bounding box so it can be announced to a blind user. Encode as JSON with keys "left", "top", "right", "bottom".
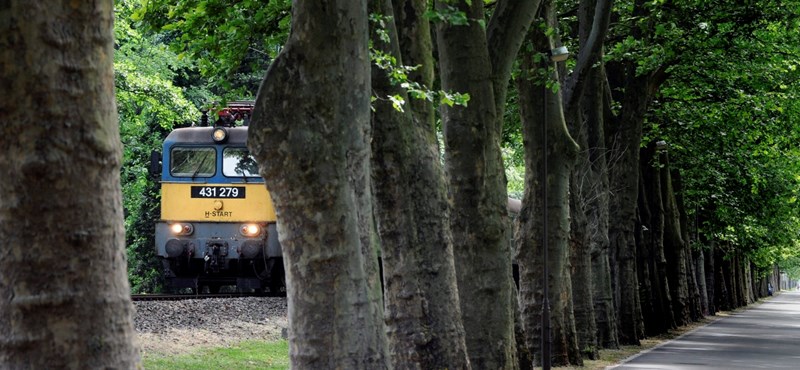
{"left": 152, "top": 109, "right": 284, "bottom": 294}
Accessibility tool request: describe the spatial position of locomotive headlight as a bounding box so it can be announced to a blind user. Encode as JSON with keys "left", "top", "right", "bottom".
{"left": 212, "top": 127, "right": 228, "bottom": 143}
{"left": 170, "top": 223, "right": 194, "bottom": 236}
{"left": 240, "top": 223, "right": 261, "bottom": 237}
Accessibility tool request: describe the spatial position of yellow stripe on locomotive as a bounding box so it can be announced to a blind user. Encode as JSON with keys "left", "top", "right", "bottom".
{"left": 160, "top": 182, "right": 276, "bottom": 222}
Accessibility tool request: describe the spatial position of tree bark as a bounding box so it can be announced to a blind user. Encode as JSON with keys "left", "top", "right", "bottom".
{"left": 0, "top": 1, "right": 140, "bottom": 367}
{"left": 638, "top": 145, "right": 675, "bottom": 335}
{"left": 436, "top": 0, "right": 538, "bottom": 367}
{"left": 604, "top": 0, "right": 674, "bottom": 344}
{"left": 704, "top": 243, "right": 717, "bottom": 315}
{"left": 565, "top": 0, "right": 614, "bottom": 359}
{"left": 660, "top": 149, "right": 692, "bottom": 326}
{"left": 674, "top": 171, "right": 703, "bottom": 321}
{"left": 735, "top": 255, "right": 747, "bottom": 307}
{"left": 694, "top": 248, "right": 709, "bottom": 316}
{"left": 369, "top": 0, "right": 470, "bottom": 367}
{"left": 606, "top": 69, "right": 647, "bottom": 344}
{"left": 569, "top": 165, "right": 597, "bottom": 359}
{"left": 392, "top": 0, "right": 435, "bottom": 135}
{"left": 248, "top": 2, "right": 389, "bottom": 367}
{"left": 715, "top": 247, "right": 732, "bottom": 311}
{"left": 587, "top": 67, "right": 619, "bottom": 350}
{"left": 517, "top": 8, "right": 582, "bottom": 363}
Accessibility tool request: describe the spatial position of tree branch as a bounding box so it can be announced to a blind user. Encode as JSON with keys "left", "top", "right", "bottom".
{"left": 486, "top": 0, "right": 542, "bottom": 119}
{"left": 563, "top": 0, "right": 613, "bottom": 112}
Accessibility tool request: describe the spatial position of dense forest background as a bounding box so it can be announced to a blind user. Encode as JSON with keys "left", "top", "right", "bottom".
{"left": 115, "top": 0, "right": 800, "bottom": 367}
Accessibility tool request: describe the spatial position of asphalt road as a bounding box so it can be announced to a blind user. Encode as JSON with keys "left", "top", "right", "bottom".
{"left": 613, "top": 291, "right": 800, "bottom": 369}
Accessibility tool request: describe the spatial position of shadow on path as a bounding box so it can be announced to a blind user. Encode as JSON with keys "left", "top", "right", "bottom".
{"left": 611, "top": 291, "right": 800, "bottom": 369}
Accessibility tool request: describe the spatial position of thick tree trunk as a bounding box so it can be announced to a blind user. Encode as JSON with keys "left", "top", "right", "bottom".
{"left": 436, "top": 0, "right": 538, "bottom": 367}
{"left": 636, "top": 164, "right": 654, "bottom": 335}
{"left": 569, "top": 165, "right": 597, "bottom": 360}
{"left": 694, "top": 248, "right": 709, "bottom": 316}
{"left": 567, "top": 97, "right": 596, "bottom": 356}
{"left": 732, "top": 256, "right": 742, "bottom": 308}
{"left": 392, "top": 0, "right": 436, "bottom": 134}
{"left": 369, "top": 0, "right": 470, "bottom": 367}
{"left": 638, "top": 146, "right": 675, "bottom": 335}
{"left": 772, "top": 265, "right": 781, "bottom": 293}
{"left": 587, "top": 68, "right": 618, "bottom": 350}
{"left": 704, "top": 244, "right": 717, "bottom": 315}
{"left": 604, "top": 0, "right": 673, "bottom": 344}
{"left": 715, "top": 247, "right": 732, "bottom": 311}
{"left": 673, "top": 172, "right": 703, "bottom": 321}
{"left": 744, "top": 262, "right": 754, "bottom": 304}
{"left": 248, "top": 2, "right": 389, "bottom": 367}
{"left": 660, "top": 150, "right": 692, "bottom": 326}
{"left": 0, "top": 2, "right": 140, "bottom": 367}
{"left": 517, "top": 17, "right": 582, "bottom": 364}
{"left": 735, "top": 255, "right": 747, "bottom": 307}
{"left": 565, "top": 0, "right": 614, "bottom": 359}
{"left": 684, "top": 249, "right": 703, "bottom": 321}
{"left": 606, "top": 71, "right": 647, "bottom": 344}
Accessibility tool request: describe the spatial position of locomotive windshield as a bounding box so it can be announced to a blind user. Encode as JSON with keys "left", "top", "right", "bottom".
{"left": 171, "top": 147, "right": 216, "bottom": 177}
{"left": 223, "top": 147, "right": 260, "bottom": 177}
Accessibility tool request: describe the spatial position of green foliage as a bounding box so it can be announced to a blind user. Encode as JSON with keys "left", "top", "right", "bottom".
{"left": 369, "top": 17, "right": 470, "bottom": 112}
{"left": 641, "top": 0, "right": 800, "bottom": 271}
{"left": 144, "top": 340, "right": 289, "bottom": 370}
{"left": 116, "top": 0, "right": 210, "bottom": 293}
{"left": 133, "top": 0, "right": 291, "bottom": 97}
{"left": 501, "top": 85, "right": 524, "bottom": 198}
{"left": 426, "top": 5, "right": 470, "bottom": 26}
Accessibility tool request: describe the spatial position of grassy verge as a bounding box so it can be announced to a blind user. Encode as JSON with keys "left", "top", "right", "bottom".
{"left": 143, "top": 340, "right": 289, "bottom": 370}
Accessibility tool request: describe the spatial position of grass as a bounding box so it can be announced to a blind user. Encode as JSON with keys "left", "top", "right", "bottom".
{"left": 143, "top": 340, "right": 289, "bottom": 370}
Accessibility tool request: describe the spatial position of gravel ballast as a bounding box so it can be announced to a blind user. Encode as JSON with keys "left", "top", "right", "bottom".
{"left": 133, "top": 297, "right": 288, "bottom": 355}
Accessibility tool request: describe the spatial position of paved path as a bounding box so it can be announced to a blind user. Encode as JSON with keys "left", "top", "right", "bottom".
{"left": 613, "top": 291, "right": 800, "bottom": 369}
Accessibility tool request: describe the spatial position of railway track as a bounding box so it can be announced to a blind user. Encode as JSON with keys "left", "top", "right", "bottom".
{"left": 131, "top": 292, "right": 281, "bottom": 301}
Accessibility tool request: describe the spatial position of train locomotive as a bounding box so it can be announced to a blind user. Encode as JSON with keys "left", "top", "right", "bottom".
{"left": 150, "top": 101, "right": 284, "bottom": 294}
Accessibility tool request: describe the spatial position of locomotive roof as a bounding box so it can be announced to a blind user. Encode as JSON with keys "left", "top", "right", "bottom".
{"left": 164, "top": 126, "right": 249, "bottom": 146}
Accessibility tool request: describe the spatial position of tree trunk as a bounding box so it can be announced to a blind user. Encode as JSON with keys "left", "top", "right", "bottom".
{"left": 0, "top": 2, "right": 140, "bottom": 367}
{"left": 744, "top": 261, "right": 754, "bottom": 304}
{"left": 604, "top": 0, "right": 673, "bottom": 344}
{"left": 694, "top": 248, "right": 709, "bottom": 315}
{"left": 673, "top": 171, "right": 703, "bottom": 321}
{"left": 565, "top": 0, "right": 614, "bottom": 359}
{"left": 248, "top": 2, "right": 389, "bottom": 367}
{"left": 735, "top": 255, "right": 747, "bottom": 307}
{"left": 587, "top": 68, "right": 618, "bottom": 350}
{"left": 392, "top": 0, "right": 436, "bottom": 135}
{"left": 704, "top": 244, "right": 717, "bottom": 315}
{"left": 715, "top": 247, "right": 732, "bottom": 311}
{"left": 569, "top": 161, "right": 597, "bottom": 360}
{"left": 369, "top": 0, "right": 470, "bottom": 367}
{"left": 517, "top": 12, "right": 582, "bottom": 364}
{"left": 684, "top": 249, "right": 702, "bottom": 321}
{"left": 436, "top": 0, "right": 538, "bottom": 367}
{"left": 660, "top": 149, "right": 691, "bottom": 326}
{"left": 638, "top": 145, "right": 675, "bottom": 335}
{"left": 606, "top": 70, "right": 647, "bottom": 344}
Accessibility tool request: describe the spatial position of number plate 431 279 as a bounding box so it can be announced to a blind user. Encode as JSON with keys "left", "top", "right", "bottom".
{"left": 191, "top": 186, "right": 246, "bottom": 198}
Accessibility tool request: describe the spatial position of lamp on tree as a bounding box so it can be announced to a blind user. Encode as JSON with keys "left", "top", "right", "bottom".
{"left": 541, "top": 44, "right": 568, "bottom": 370}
